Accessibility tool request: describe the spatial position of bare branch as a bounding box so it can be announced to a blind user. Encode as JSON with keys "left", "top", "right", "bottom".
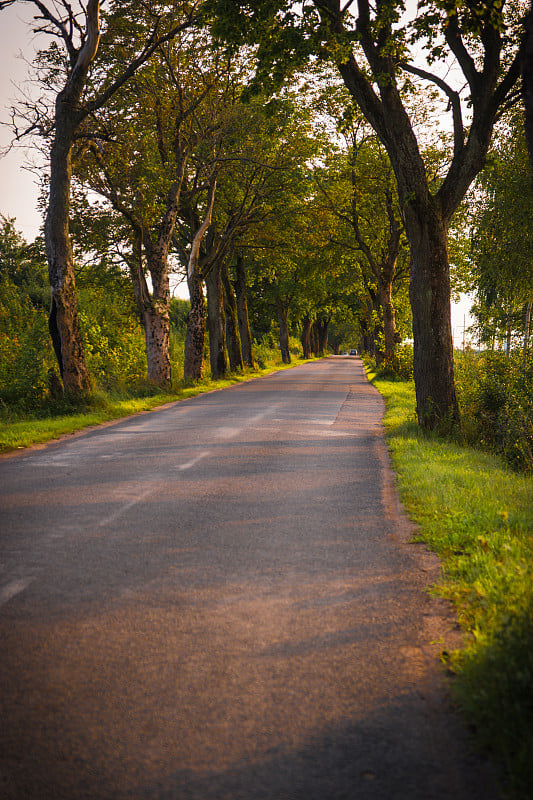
{"left": 400, "top": 61, "right": 464, "bottom": 158}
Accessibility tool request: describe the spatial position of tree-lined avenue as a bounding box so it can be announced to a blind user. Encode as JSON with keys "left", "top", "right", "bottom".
{"left": 0, "top": 358, "right": 497, "bottom": 799}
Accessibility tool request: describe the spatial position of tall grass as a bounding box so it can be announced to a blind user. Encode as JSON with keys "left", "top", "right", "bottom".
{"left": 374, "top": 374, "right": 533, "bottom": 799}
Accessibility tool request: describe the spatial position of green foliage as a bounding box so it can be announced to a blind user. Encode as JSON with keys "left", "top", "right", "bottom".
{"left": 0, "top": 277, "right": 56, "bottom": 416}
{"left": 469, "top": 112, "right": 533, "bottom": 346}
{"left": 364, "top": 343, "right": 414, "bottom": 381}
{"left": 252, "top": 334, "right": 285, "bottom": 369}
{"left": 455, "top": 350, "right": 533, "bottom": 474}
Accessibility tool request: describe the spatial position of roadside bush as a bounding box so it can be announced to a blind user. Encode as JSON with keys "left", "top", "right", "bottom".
{"left": 78, "top": 287, "right": 147, "bottom": 391}
{"left": 0, "top": 278, "right": 55, "bottom": 416}
{"left": 455, "top": 350, "right": 533, "bottom": 473}
{"left": 363, "top": 343, "right": 414, "bottom": 381}
{"left": 253, "top": 334, "right": 284, "bottom": 369}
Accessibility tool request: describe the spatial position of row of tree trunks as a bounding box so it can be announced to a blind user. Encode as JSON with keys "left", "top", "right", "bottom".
{"left": 185, "top": 252, "right": 254, "bottom": 381}
{"left": 312, "top": 317, "right": 330, "bottom": 356}
{"left": 222, "top": 262, "right": 244, "bottom": 372}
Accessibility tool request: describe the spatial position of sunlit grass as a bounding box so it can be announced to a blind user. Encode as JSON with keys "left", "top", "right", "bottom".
{"left": 373, "top": 374, "right": 533, "bottom": 799}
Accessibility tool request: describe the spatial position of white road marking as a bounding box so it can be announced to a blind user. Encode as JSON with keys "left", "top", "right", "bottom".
{"left": 177, "top": 451, "right": 211, "bottom": 471}
{"left": 0, "top": 578, "right": 33, "bottom": 607}
{"left": 97, "top": 484, "right": 158, "bottom": 528}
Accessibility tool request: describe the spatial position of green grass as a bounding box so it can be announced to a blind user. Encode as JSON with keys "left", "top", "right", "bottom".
{"left": 0, "top": 359, "right": 313, "bottom": 453}
{"left": 372, "top": 374, "right": 533, "bottom": 799}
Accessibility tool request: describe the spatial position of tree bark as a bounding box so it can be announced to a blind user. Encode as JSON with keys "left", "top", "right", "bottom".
{"left": 142, "top": 242, "right": 173, "bottom": 386}
{"left": 301, "top": 315, "right": 312, "bottom": 359}
{"left": 45, "top": 0, "right": 101, "bottom": 394}
{"left": 276, "top": 297, "right": 291, "bottom": 364}
{"left": 222, "top": 262, "right": 243, "bottom": 372}
{"left": 184, "top": 178, "right": 217, "bottom": 381}
{"left": 184, "top": 269, "right": 207, "bottom": 381}
{"left": 206, "top": 262, "right": 229, "bottom": 378}
{"left": 234, "top": 256, "right": 254, "bottom": 368}
{"left": 406, "top": 206, "right": 458, "bottom": 427}
{"left": 313, "top": 317, "right": 330, "bottom": 356}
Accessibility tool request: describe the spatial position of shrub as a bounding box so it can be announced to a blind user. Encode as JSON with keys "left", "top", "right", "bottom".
{"left": 455, "top": 350, "right": 533, "bottom": 473}
{"left": 253, "top": 334, "right": 284, "bottom": 369}
{"left": 364, "top": 343, "right": 414, "bottom": 382}
{"left": 0, "top": 278, "right": 56, "bottom": 415}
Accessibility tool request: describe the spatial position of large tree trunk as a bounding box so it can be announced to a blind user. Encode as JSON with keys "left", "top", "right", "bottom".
{"left": 46, "top": 130, "right": 91, "bottom": 393}
{"left": 276, "top": 297, "right": 291, "bottom": 364}
{"left": 406, "top": 206, "right": 458, "bottom": 427}
{"left": 184, "top": 270, "right": 206, "bottom": 381}
{"left": 234, "top": 256, "right": 254, "bottom": 368}
{"left": 142, "top": 243, "right": 172, "bottom": 386}
{"left": 301, "top": 315, "right": 312, "bottom": 359}
{"left": 45, "top": 1, "right": 101, "bottom": 394}
{"left": 206, "top": 262, "right": 228, "bottom": 379}
{"left": 222, "top": 262, "right": 243, "bottom": 372}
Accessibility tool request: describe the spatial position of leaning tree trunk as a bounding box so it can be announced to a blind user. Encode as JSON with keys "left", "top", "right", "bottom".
{"left": 222, "top": 262, "right": 243, "bottom": 372}
{"left": 406, "top": 205, "right": 458, "bottom": 427}
{"left": 276, "top": 297, "right": 291, "bottom": 364}
{"left": 206, "top": 262, "right": 228, "bottom": 379}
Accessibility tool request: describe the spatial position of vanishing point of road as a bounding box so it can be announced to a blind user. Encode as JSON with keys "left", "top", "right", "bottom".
{"left": 0, "top": 357, "right": 499, "bottom": 800}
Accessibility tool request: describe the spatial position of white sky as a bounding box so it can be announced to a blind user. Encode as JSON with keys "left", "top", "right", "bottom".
{"left": 0, "top": 2, "right": 474, "bottom": 342}
{"left": 0, "top": 2, "right": 44, "bottom": 240}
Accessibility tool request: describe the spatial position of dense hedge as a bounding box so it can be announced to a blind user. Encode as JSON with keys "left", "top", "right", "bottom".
{"left": 455, "top": 349, "right": 533, "bottom": 474}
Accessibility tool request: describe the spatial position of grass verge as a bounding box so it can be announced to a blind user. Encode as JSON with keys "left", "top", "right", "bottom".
{"left": 372, "top": 373, "right": 533, "bottom": 799}
{"left": 0, "top": 359, "right": 312, "bottom": 454}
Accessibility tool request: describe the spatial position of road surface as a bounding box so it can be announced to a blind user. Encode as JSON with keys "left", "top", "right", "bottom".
{"left": 0, "top": 357, "right": 498, "bottom": 799}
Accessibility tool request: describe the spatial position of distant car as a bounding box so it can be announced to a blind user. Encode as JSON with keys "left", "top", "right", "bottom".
{"left": 349, "top": 349, "right": 358, "bottom": 356}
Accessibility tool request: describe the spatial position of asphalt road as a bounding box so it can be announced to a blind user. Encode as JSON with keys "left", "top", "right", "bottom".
{"left": 0, "top": 357, "right": 499, "bottom": 800}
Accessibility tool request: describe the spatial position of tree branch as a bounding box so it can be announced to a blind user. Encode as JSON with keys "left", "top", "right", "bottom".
{"left": 83, "top": 1, "right": 202, "bottom": 119}
{"left": 400, "top": 62, "right": 464, "bottom": 158}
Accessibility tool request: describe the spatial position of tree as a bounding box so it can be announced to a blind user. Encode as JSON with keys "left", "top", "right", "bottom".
{"left": 73, "top": 23, "right": 225, "bottom": 386}
{"left": 206, "top": 0, "right": 523, "bottom": 428}
{"left": 470, "top": 112, "right": 533, "bottom": 357}
{"left": 314, "top": 123, "right": 409, "bottom": 362}
{"left": 0, "top": 0, "right": 200, "bottom": 393}
{"left": 179, "top": 85, "right": 321, "bottom": 377}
